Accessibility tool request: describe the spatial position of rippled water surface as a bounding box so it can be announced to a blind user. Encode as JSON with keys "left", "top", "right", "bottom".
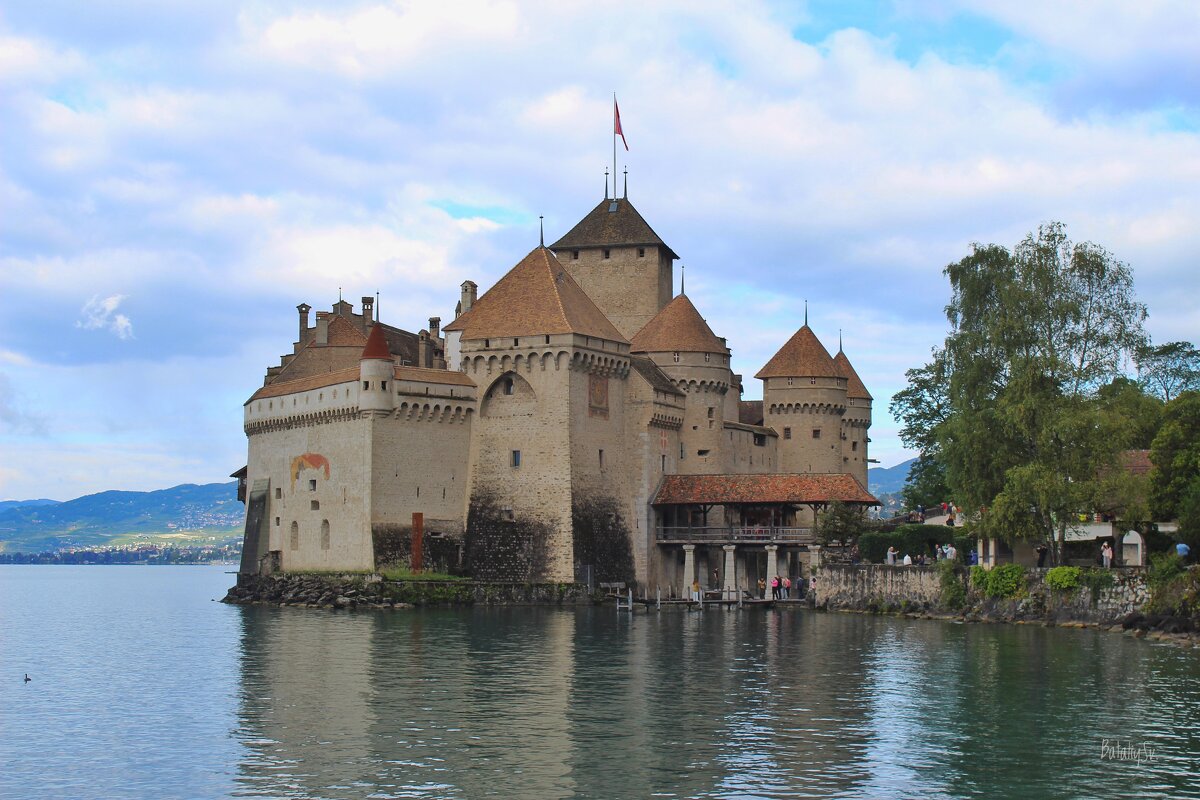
{"left": 2, "top": 565, "right": 1198, "bottom": 799}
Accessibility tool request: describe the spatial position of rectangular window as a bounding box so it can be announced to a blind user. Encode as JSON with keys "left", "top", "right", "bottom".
{"left": 602, "top": 249, "right": 611, "bottom": 259}
{"left": 852, "top": 441, "right": 858, "bottom": 451}
{"left": 784, "top": 427, "right": 792, "bottom": 439}
{"left": 545, "top": 335, "right": 550, "bottom": 344}
{"left": 637, "top": 247, "right": 645, "bottom": 258}
{"left": 680, "top": 443, "right": 685, "bottom": 460}
{"left": 810, "top": 377, "right": 817, "bottom": 384}
{"left": 363, "top": 381, "right": 370, "bottom": 390}
{"left": 661, "top": 454, "right": 667, "bottom": 471}
{"left": 381, "top": 381, "right": 387, "bottom": 391}
{"left": 513, "top": 338, "right": 519, "bottom": 347}
{"left": 697, "top": 449, "right": 710, "bottom": 457}
{"left": 598, "top": 449, "right": 605, "bottom": 469}
{"left": 275, "top": 517, "right": 280, "bottom": 527}
{"left": 673, "top": 351, "right": 680, "bottom": 363}
{"left": 309, "top": 479, "right": 317, "bottom": 491}
{"left": 787, "top": 377, "right": 793, "bottom": 386}
{"left": 275, "top": 487, "right": 282, "bottom": 499}
{"left": 310, "top": 500, "right": 319, "bottom": 510}
{"left": 753, "top": 434, "right": 766, "bottom": 447}
{"left": 812, "top": 429, "right": 821, "bottom": 439}
{"left": 572, "top": 250, "right": 579, "bottom": 260}
{"left": 704, "top": 352, "right": 711, "bottom": 362}
{"left": 511, "top": 450, "right": 521, "bottom": 468}
{"left": 501, "top": 507, "right": 515, "bottom": 521}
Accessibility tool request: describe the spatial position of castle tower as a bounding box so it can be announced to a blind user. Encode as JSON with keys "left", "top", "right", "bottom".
{"left": 833, "top": 348, "right": 872, "bottom": 487}
{"left": 630, "top": 294, "right": 732, "bottom": 474}
{"left": 445, "top": 247, "right": 632, "bottom": 583}
{"left": 359, "top": 323, "right": 396, "bottom": 416}
{"left": 756, "top": 324, "right": 848, "bottom": 474}
{"left": 549, "top": 196, "right": 677, "bottom": 340}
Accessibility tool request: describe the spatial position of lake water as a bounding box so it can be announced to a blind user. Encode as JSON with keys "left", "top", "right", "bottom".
{"left": 1, "top": 565, "right": 1198, "bottom": 799}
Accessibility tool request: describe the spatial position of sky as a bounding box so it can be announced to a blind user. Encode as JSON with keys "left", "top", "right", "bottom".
{"left": 2, "top": 0, "right": 1199, "bottom": 501}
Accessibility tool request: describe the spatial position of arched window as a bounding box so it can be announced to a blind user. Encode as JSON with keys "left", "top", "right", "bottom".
{"left": 289, "top": 522, "right": 299, "bottom": 550}
{"left": 320, "top": 520, "right": 330, "bottom": 550}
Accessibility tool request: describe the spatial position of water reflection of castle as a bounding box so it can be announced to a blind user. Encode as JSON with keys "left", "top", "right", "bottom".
{"left": 236, "top": 187, "right": 878, "bottom": 587}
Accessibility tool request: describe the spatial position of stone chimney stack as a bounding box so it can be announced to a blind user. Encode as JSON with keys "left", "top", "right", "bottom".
{"left": 361, "top": 296, "right": 375, "bottom": 326}
{"left": 428, "top": 316, "right": 441, "bottom": 338}
{"left": 460, "top": 281, "right": 477, "bottom": 314}
{"left": 297, "top": 303, "right": 311, "bottom": 342}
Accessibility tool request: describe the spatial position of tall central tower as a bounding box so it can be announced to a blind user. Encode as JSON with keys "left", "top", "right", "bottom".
{"left": 549, "top": 195, "right": 676, "bottom": 340}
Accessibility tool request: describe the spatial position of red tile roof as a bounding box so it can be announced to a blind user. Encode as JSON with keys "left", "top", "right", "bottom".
{"left": 653, "top": 473, "right": 878, "bottom": 505}
{"left": 326, "top": 314, "right": 368, "bottom": 346}
{"left": 361, "top": 323, "right": 392, "bottom": 360}
{"left": 738, "top": 400, "right": 764, "bottom": 425}
{"left": 755, "top": 325, "right": 840, "bottom": 379}
{"left": 247, "top": 367, "right": 360, "bottom": 403}
{"left": 833, "top": 350, "right": 872, "bottom": 401}
{"left": 630, "top": 294, "right": 726, "bottom": 354}
{"left": 444, "top": 247, "right": 627, "bottom": 343}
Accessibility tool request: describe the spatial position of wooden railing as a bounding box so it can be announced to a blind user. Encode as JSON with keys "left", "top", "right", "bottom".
{"left": 656, "top": 526, "right": 816, "bottom": 544}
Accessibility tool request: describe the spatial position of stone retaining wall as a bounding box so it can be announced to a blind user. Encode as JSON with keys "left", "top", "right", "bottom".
{"left": 816, "top": 564, "right": 1150, "bottom": 625}
{"left": 223, "top": 573, "right": 593, "bottom": 609}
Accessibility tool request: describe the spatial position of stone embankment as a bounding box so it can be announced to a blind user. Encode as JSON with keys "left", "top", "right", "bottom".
{"left": 816, "top": 564, "right": 1198, "bottom": 646}
{"left": 223, "top": 573, "right": 593, "bottom": 609}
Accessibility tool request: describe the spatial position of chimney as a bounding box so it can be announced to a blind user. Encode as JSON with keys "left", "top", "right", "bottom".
{"left": 297, "top": 303, "right": 311, "bottom": 342}
{"left": 316, "top": 313, "right": 329, "bottom": 345}
{"left": 460, "top": 280, "right": 477, "bottom": 314}
{"left": 361, "top": 296, "right": 374, "bottom": 326}
{"left": 428, "top": 316, "right": 441, "bottom": 338}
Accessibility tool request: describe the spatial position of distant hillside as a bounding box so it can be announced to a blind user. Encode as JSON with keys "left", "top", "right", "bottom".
{"left": 0, "top": 498, "right": 60, "bottom": 512}
{"left": 0, "top": 482, "right": 243, "bottom": 554}
{"left": 868, "top": 458, "right": 915, "bottom": 496}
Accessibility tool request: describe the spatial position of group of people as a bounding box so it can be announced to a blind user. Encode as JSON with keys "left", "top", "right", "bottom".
{"left": 756, "top": 575, "right": 796, "bottom": 600}
{"left": 885, "top": 543, "right": 958, "bottom": 566}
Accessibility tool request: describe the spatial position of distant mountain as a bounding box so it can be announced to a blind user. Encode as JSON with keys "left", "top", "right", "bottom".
{"left": 868, "top": 458, "right": 916, "bottom": 496}
{"left": 0, "top": 498, "right": 60, "bottom": 512}
{"left": 0, "top": 482, "right": 243, "bottom": 554}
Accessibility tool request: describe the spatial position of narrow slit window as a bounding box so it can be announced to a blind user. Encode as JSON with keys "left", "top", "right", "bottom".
{"left": 511, "top": 450, "right": 521, "bottom": 468}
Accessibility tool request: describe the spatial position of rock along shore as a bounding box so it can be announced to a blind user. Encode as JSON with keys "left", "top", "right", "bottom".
{"left": 222, "top": 572, "right": 595, "bottom": 609}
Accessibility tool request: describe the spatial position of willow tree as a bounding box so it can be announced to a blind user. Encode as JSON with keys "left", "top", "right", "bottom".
{"left": 896, "top": 222, "right": 1147, "bottom": 560}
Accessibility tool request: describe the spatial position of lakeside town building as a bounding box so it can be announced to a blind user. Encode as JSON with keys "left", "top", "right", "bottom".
{"left": 236, "top": 187, "right": 879, "bottom": 589}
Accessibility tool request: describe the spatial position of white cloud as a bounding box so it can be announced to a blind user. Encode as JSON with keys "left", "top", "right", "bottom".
{"left": 76, "top": 294, "right": 134, "bottom": 340}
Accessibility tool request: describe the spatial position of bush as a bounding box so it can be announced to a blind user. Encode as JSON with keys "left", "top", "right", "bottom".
{"left": 1045, "top": 566, "right": 1081, "bottom": 592}
{"left": 972, "top": 563, "right": 1027, "bottom": 599}
{"left": 937, "top": 558, "right": 966, "bottom": 609}
{"left": 856, "top": 525, "right": 971, "bottom": 564}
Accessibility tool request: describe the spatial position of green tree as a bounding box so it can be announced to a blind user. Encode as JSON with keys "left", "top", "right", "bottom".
{"left": 889, "top": 353, "right": 951, "bottom": 510}
{"left": 1149, "top": 391, "right": 1200, "bottom": 521}
{"left": 1137, "top": 341, "right": 1200, "bottom": 403}
{"left": 815, "top": 501, "right": 869, "bottom": 545}
{"left": 895, "top": 222, "right": 1147, "bottom": 561}
{"left": 1095, "top": 377, "right": 1163, "bottom": 449}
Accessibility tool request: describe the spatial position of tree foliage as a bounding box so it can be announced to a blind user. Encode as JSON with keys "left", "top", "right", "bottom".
{"left": 815, "top": 501, "right": 869, "bottom": 545}
{"left": 1137, "top": 341, "right": 1200, "bottom": 403}
{"left": 1149, "top": 391, "right": 1200, "bottom": 523}
{"left": 893, "top": 222, "right": 1148, "bottom": 558}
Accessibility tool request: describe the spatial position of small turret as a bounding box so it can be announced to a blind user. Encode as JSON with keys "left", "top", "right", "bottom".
{"left": 359, "top": 324, "right": 395, "bottom": 415}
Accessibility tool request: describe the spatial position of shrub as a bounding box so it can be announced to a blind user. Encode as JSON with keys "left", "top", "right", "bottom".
{"left": 1045, "top": 566, "right": 1081, "bottom": 592}
{"left": 937, "top": 558, "right": 966, "bottom": 609}
{"left": 972, "top": 563, "right": 1026, "bottom": 599}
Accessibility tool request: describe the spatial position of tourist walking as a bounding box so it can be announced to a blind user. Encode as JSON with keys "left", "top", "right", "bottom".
{"left": 1102, "top": 542, "right": 1113, "bottom": 569}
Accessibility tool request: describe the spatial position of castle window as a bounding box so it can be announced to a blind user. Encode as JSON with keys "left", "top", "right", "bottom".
{"left": 852, "top": 441, "right": 858, "bottom": 452}
{"left": 697, "top": 449, "right": 710, "bottom": 457}
{"left": 318, "top": 393, "right": 323, "bottom": 401}
{"left": 599, "top": 449, "right": 605, "bottom": 469}
{"left": 289, "top": 522, "right": 299, "bottom": 550}
{"left": 545, "top": 335, "right": 550, "bottom": 344}
{"left": 320, "top": 520, "right": 330, "bottom": 550}
{"left": 812, "top": 429, "right": 821, "bottom": 439}
{"left": 707, "top": 407, "right": 714, "bottom": 419}
{"left": 661, "top": 454, "right": 666, "bottom": 471}
{"left": 810, "top": 377, "right": 817, "bottom": 384}
{"left": 637, "top": 247, "right": 645, "bottom": 258}
{"left": 275, "top": 488, "right": 282, "bottom": 499}
{"left": 309, "top": 479, "right": 317, "bottom": 491}
{"left": 275, "top": 517, "right": 280, "bottom": 527}
{"left": 673, "top": 351, "right": 680, "bottom": 363}
{"left": 572, "top": 250, "right": 579, "bottom": 260}
{"left": 363, "top": 381, "right": 370, "bottom": 390}
{"left": 753, "top": 434, "right": 766, "bottom": 447}
{"left": 784, "top": 427, "right": 792, "bottom": 440}
{"left": 680, "top": 443, "right": 685, "bottom": 460}
{"left": 503, "top": 378, "right": 514, "bottom": 395}
{"left": 787, "top": 377, "right": 793, "bottom": 386}
{"left": 501, "top": 507, "right": 515, "bottom": 522}
{"left": 513, "top": 338, "right": 519, "bottom": 347}
{"left": 704, "top": 352, "right": 711, "bottom": 362}
{"left": 602, "top": 249, "right": 611, "bottom": 259}
{"left": 511, "top": 450, "right": 521, "bottom": 468}
{"left": 310, "top": 500, "right": 320, "bottom": 510}
{"left": 485, "top": 339, "right": 490, "bottom": 348}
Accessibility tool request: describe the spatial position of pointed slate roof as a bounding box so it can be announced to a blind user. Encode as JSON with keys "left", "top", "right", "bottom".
{"left": 833, "top": 350, "right": 872, "bottom": 400}
{"left": 630, "top": 294, "right": 726, "bottom": 354}
{"left": 361, "top": 323, "right": 392, "bottom": 360}
{"left": 549, "top": 197, "right": 678, "bottom": 259}
{"left": 755, "top": 325, "right": 840, "bottom": 379}
{"left": 443, "top": 247, "right": 627, "bottom": 343}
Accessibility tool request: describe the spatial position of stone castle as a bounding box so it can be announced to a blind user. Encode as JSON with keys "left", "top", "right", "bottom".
{"left": 237, "top": 188, "right": 878, "bottom": 590}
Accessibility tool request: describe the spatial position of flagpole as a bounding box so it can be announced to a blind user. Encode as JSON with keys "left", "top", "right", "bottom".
{"left": 613, "top": 93, "right": 617, "bottom": 201}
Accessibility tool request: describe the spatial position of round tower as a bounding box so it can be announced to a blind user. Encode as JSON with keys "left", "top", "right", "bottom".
{"left": 756, "top": 324, "right": 847, "bottom": 474}
{"left": 834, "top": 348, "right": 873, "bottom": 487}
{"left": 630, "top": 294, "right": 731, "bottom": 474}
{"left": 359, "top": 323, "right": 395, "bottom": 416}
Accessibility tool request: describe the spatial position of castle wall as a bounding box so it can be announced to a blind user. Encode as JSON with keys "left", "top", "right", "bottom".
{"left": 557, "top": 245, "right": 672, "bottom": 340}
{"left": 762, "top": 376, "right": 848, "bottom": 474}
{"left": 622, "top": 373, "right": 684, "bottom": 586}
{"left": 719, "top": 424, "right": 777, "bottom": 474}
{"left": 841, "top": 397, "right": 872, "bottom": 487}
{"left": 642, "top": 351, "right": 733, "bottom": 475}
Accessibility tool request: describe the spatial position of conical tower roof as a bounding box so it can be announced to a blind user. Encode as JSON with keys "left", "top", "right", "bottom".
{"left": 755, "top": 325, "right": 840, "bottom": 379}
{"left": 361, "top": 323, "right": 392, "bottom": 360}
{"left": 833, "top": 350, "right": 872, "bottom": 400}
{"left": 549, "top": 197, "right": 678, "bottom": 259}
{"left": 630, "top": 294, "right": 725, "bottom": 354}
{"left": 444, "top": 247, "right": 627, "bottom": 343}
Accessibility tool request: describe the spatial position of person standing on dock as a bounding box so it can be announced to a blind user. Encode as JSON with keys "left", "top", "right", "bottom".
{"left": 757, "top": 577, "right": 766, "bottom": 598}
{"left": 770, "top": 575, "right": 780, "bottom": 600}
{"left": 783, "top": 576, "right": 791, "bottom": 598}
